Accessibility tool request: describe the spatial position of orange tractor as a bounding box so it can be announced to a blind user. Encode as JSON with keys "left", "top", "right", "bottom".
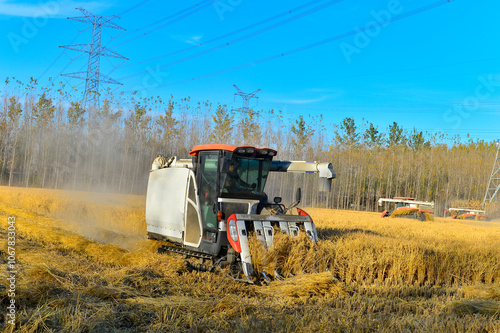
{"left": 446, "top": 208, "right": 487, "bottom": 220}
{"left": 379, "top": 197, "right": 434, "bottom": 221}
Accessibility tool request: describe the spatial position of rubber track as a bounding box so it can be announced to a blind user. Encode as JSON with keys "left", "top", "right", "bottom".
{"left": 158, "top": 245, "right": 214, "bottom": 261}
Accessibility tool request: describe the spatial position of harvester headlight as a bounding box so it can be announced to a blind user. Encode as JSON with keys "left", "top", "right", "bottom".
{"left": 259, "top": 149, "right": 268, "bottom": 155}
{"left": 228, "top": 219, "right": 238, "bottom": 242}
{"left": 246, "top": 148, "right": 255, "bottom": 154}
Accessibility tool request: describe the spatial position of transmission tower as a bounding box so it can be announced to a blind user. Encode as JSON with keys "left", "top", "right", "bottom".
{"left": 482, "top": 141, "right": 500, "bottom": 208}
{"left": 60, "top": 8, "right": 127, "bottom": 113}
{"left": 231, "top": 84, "right": 261, "bottom": 113}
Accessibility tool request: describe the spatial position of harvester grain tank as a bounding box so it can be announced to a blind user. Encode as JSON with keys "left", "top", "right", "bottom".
{"left": 145, "top": 144, "right": 335, "bottom": 282}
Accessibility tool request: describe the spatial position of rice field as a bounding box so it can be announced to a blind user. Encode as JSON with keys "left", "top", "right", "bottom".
{"left": 0, "top": 186, "right": 499, "bottom": 332}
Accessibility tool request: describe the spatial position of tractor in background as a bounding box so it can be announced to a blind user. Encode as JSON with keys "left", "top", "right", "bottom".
{"left": 378, "top": 197, "right": 434, "bottom": 221}
{"left": 446, "top": 208, "right": 487, "bottom": 220}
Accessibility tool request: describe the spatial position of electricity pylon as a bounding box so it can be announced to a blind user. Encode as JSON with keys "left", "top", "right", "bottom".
{"left": 231, "top": 84, "right": 260, "bottom": 113}
{"left": 482, "top": 140, "right": 500, "bottom": 208}
{"left": 60, "top": 8, "right": 127, "bottom": 114}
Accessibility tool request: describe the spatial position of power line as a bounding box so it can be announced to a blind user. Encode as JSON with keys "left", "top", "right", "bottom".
{"left": 122, "top": 0, "right": 333, "bottom": 68}
{"left": 483, "top": 142, "right": 500, "bottom": 208}
{"left": 133, "top": 0, "right": 453, "bottom": 90}
{"left": 60, "top": 8, "right": 128, "bottom": 112}
{"left": 231, "top": 85, "right": 261, "bottom": 113}
{"left": 38, "top": 0, "right": 146, "bottom": 81}
{"left": 119, "top": 0, "right": 345, "bottom": 80}
{"left": 38, "top": 29, "right": 86, "bottom": 81}
{"left": 112, "top": 0, "right": 216, "bottom": 48}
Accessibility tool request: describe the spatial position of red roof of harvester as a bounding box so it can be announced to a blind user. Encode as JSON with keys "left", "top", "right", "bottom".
{"left": 189, "top": 144, "right": 277, "bottom": 156}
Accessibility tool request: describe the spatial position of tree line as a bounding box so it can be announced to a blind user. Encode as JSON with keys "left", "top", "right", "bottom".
{"left": 0, "top": 78, "right": 497, "bottom": 216}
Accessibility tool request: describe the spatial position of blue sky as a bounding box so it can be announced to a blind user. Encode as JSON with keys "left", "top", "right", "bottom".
{"left": 1, "top": 0, "right": 499, "bottom": 142}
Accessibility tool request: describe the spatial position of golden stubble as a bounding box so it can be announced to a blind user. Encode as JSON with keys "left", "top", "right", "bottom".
{"left": 0, "top": 187, "right": 499, "bottom": 332}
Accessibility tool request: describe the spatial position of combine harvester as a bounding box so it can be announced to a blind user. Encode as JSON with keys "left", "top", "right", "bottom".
{"left": 145, "top": 144, "right": 335, "bottom": 283}
{"left": 446, "top": 208, "right": 487, "bottom": 220}
{"left": 378, "top": 197, "right": 434, "bottom": 221}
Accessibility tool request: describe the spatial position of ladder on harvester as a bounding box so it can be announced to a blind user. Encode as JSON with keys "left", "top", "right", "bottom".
{"left": 482, "top": 141, "right": 500, "bottom": 209}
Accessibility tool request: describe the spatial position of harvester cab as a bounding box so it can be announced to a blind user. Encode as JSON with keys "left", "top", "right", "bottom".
{"left": 378, "top": 197, "right": 434, "bottom": 221}
{"left": 146, "top": 144, "right": 335, "bottom": 282}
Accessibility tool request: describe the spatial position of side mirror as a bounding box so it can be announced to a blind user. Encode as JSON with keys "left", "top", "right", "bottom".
{"left": 273, "top": 197, "right": 282, "bottom": 204}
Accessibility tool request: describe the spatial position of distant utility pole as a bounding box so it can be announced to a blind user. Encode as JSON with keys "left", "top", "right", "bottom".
{"left": 60, "top": 8, "right": 128, "bottom": 115}
{"left": 231, "top": 84, "right": 261, "bottom": 114}
{"left": 483, "top": 141, "right": 500, "bottom": 208}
